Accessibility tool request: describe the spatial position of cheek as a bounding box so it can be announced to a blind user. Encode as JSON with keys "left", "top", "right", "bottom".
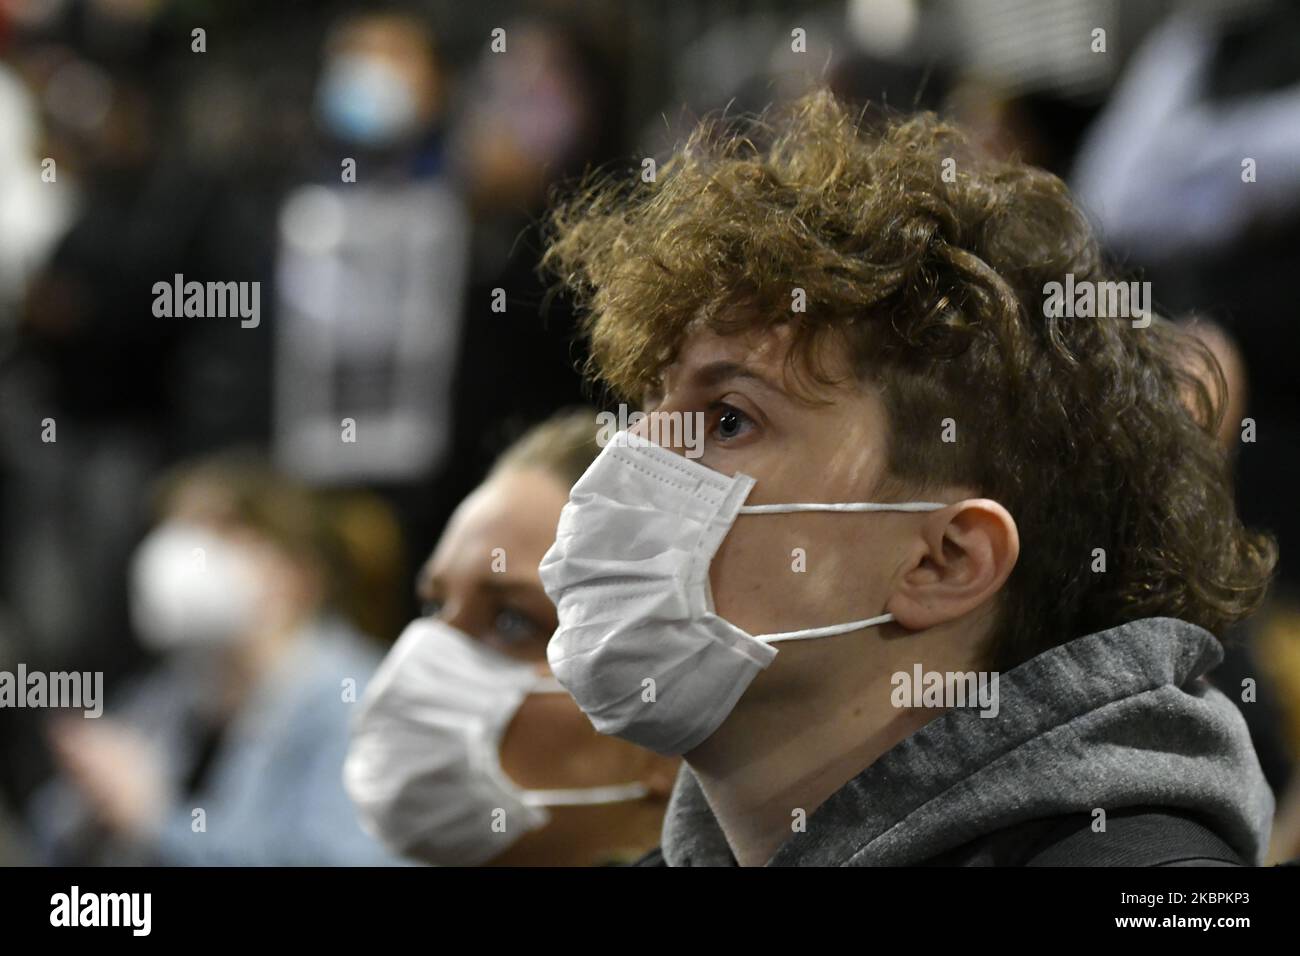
{"left": 499, "top": 694, "right": 637, "bottom": 789}
{"left": 709, "top": 516, "right": 889, "bottom": 633}
{"left": 246, "top": 550, "right": 293, "bottom": 605}
{"left": 709, "top": 517, "right": 805, "bottom": 629}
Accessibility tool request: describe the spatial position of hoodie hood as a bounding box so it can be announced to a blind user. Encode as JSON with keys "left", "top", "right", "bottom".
{"left": 661, "top": 617, "right": 1275, "bottom": 866}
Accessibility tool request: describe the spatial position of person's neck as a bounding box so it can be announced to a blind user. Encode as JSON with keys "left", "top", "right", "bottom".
{"left": 685, "top": 625, "right": 975, "bottom": 867}
{"left": 218, "top": 610, "right": 312, "bottom": 717}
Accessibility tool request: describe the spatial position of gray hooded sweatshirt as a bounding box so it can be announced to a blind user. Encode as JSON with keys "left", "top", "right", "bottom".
{"left": 658, "top": 617, "right": 1274, "bottom": 866}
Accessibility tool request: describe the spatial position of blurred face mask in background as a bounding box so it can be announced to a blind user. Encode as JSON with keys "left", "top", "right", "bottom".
{"left": 315, "top": 52, "right": 420, "bottom": 146}
{"left": 128, "top": 522, "right": 265, "bottom": 652}
{"left": 344, "top": 617, "right": 649, "bottom": 866}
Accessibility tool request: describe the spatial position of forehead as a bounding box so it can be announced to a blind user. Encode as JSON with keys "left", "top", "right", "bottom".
{"left": 423, "top": 468, "right": 568, "bottom": 580}
{"left": 330, "top": 16, "right": 433, "bottom": 62}
{"left": 166, "top": 480, "right": 239, "bottom": 526}
{"left": 659, "top": 321, "right": 856, "bottom": 400}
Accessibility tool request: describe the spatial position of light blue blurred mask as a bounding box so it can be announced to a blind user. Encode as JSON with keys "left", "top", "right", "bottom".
{"left": 316, "top": 53, "right": 419, "bottom": 146}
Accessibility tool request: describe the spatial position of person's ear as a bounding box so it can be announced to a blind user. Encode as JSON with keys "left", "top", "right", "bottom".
{"left": 886, "top": 499, "right": 1019, "bottom": 631}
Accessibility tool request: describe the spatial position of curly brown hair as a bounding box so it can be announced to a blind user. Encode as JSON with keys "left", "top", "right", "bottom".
{"left": 540, "top": 89, "right": 1277, "bottom": 669}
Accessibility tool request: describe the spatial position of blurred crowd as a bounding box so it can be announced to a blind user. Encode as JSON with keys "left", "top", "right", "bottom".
{"left": 1, "top": 0, "right": 1299, "bottom": 865}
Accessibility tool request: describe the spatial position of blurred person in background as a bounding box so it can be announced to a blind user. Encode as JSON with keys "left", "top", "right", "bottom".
{"left": 1071, "top": 0, "right": 1300, "bottom": 600}
{"left": 434, "top": 14, "right": 624, "bottom": 529}
{"left": 1070, "top": 0, "right": 1300, "bottom": 857}
{"left": 0, "top": 0, "right": 366, "bottom": 849}
{"left": 346, "top": 409, "right": 678, "bottom": 866}
{"left": 27, "top": 451, "right": 406, "bottom": 865}
{"left": 2, "top": 0, "right": 297, "bottom": 685}
{"left": 273, "top": 5, "right": 465, "bottom": 565}
{"left": 8, "top": 49, "right": 184, "bottom": 672}
{"left": 0, "top": 53, "right": 73, "bottom": 331}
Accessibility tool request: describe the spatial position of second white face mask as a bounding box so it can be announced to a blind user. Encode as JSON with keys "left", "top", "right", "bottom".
{"left": 538, "top": 430, "right": 946, "bottom": 756}
{"left": 128, "top": 522, "right": 265, "bottom": 652}
{"left": 344, "top": 617, "right": 648, "bottom": 866}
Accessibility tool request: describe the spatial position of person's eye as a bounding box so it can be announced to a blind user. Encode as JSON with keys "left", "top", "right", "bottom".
{"left": 710, "top": 402, "right": 755, "bottom": 442}
{"left": 493, "top": 607, "right": 541, "bottom": 644}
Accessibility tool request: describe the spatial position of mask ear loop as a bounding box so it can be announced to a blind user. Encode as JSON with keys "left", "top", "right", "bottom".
{"left": 531, "top": 675, "right": 569, "bottom": 694}
{"left": 757, "top": 612, "right": 896, "bottom": 643}
{"left": 738, "top": 501, "right": 948, "bottom": 514}
{"left": 734, "top": 500, "right": 949, "bottom": 643}
{"left": 519, "top": 782, "right": 651, "bottom": 809}
{"left": 514, "top": 673, "right": 653, "bottom": 807}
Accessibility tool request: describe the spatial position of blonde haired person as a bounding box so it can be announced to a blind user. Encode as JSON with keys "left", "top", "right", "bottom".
{"left": 346, "top": 409, "right": 678, "bottom": 866}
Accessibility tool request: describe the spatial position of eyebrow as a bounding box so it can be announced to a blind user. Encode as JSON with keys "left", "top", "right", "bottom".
{"left": 419, "top": 572, "right": 543, "bottom": 599}
{"left": 687, "top": 360, "right": 784, "bottom": 395}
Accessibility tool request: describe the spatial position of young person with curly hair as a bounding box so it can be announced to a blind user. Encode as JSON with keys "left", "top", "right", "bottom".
{"left": 536, "top": 89, "right": 1279, "bottom": 867}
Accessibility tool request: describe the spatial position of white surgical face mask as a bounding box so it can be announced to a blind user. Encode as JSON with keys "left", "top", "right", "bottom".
{"left": 344, "top": 617, "right": 649, "bottom": 866}
{"left": 538, "top": 430, "right": 946, "bottom": 756}
{"left": 128, "top": 522, "right": 265, "bottom": 652}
